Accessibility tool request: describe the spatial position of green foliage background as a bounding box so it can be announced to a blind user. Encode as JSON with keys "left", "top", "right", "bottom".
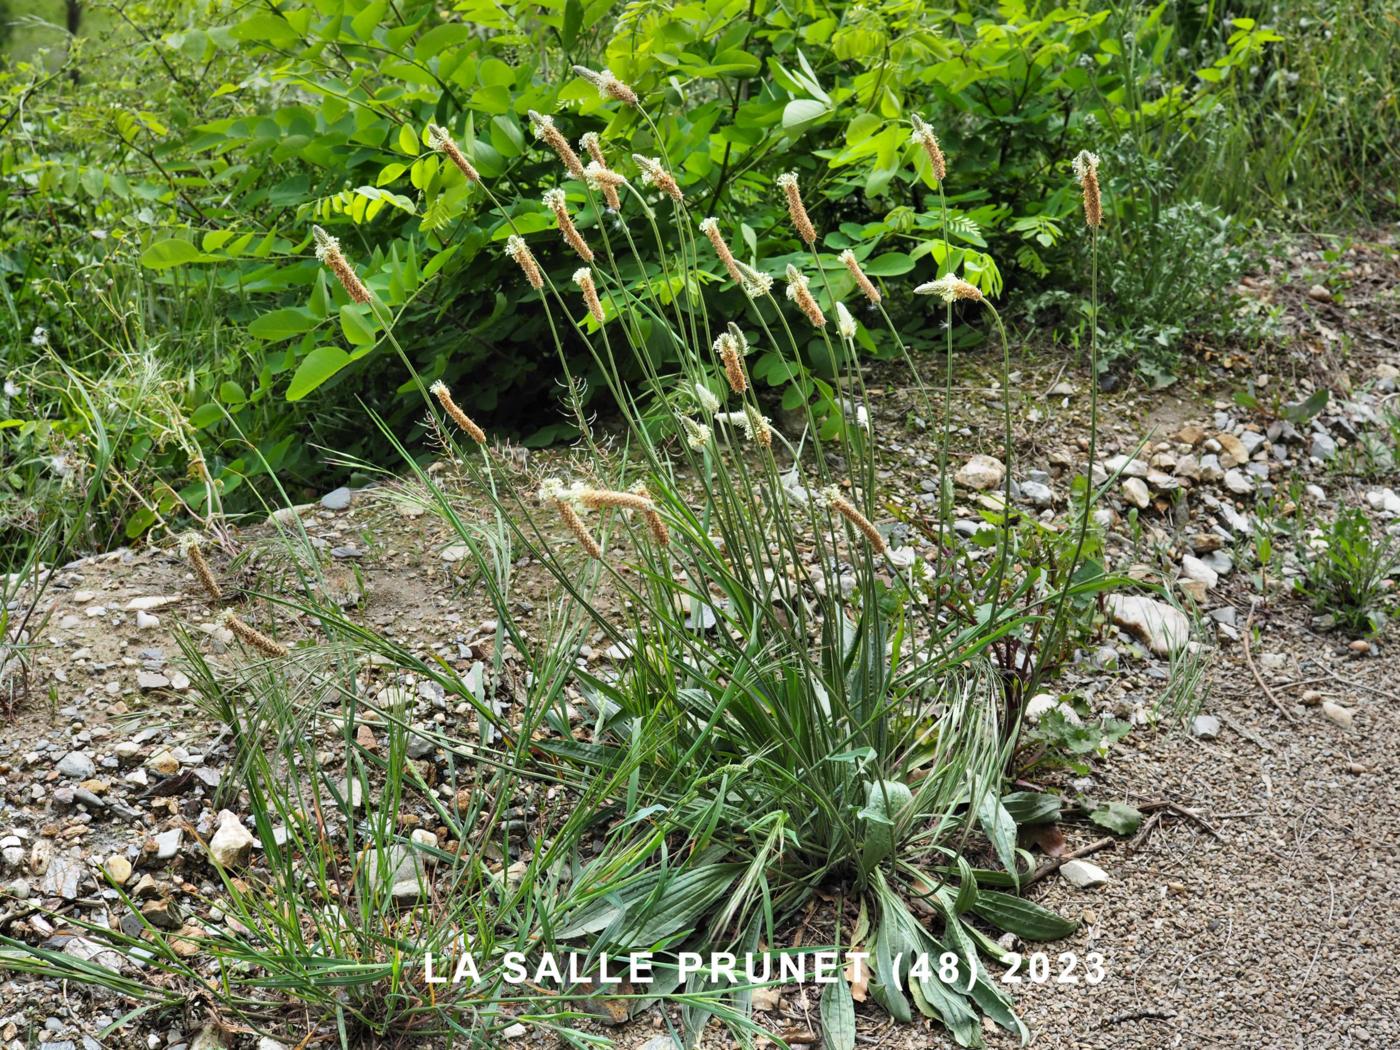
{"left": 1, "top": 0, "right": 1396, "bottom": 564}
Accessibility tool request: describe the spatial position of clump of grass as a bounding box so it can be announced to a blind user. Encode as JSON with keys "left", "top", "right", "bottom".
{"left": 1296, "top": 506, "right": 1398, "bottom": 636}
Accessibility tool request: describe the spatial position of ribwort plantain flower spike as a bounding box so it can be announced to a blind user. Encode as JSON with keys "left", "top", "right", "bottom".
{"left": 839, "top": 249, "right": 882, "bottom": 305}
{"left": 785, "top": 264, "right": 826, "bottom": 327}
{"left": 529, "top": 111, "right": 586, "bottom": 179}
{"left": 312, "top": 226, "right": 370, "bottom": 304}
{"left": 221, "top": 610, "right": 289, "bottom": 658}
{"left": 430, "top": 381, "right": 487, "bottom": 444}
{"left": 835, "top": 301, "right": 857, "bottom": 341}
{"left": 776, "top": 172, "right": 817, "bottom": 245}
{"left": 914, "top": 273, "right": 983, "bottom": 303}
{"left": 714, "top": 329, "right": 748, "bottom": 393}
{"left": 427, "top": 124, "right": 480, "bottom": 183}
{"left": 545, "top": 188, "right": 594, "bottom": 263}
{"left": 504, "top": 235, "right": 544, "bottom": 290}
{"left": 573, "top": 65, "right": 639, "bottom": 107}
{"left": 538, "top": 478, "right": 602, "bottom": 559}
{"left": 820, "top": 486, "right": 888, "bottom": 554}
{"left": 574, "top": 267, "right": 605, "bottom": 324}
{"left": 1073, "top": 150, "right": 1102, "bottom": 228}
{"left": 910, "top": 114, "right": 947, "bottom": 182}
{"left": 633, "top": 155, "right": 682, "bottom": 202}
{"left": 179, "top": 534, "right": 222, "bottom": 602}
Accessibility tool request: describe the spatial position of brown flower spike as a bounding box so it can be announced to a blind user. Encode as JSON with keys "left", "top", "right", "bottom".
{"left": 823, "top": 487, "right": 887, "bottom": 554}
{"left": 312, "top": 226, "right": 370, "bottom": 304}
{"left": 221, "top": 610, "right": 289, "bottom": 658}
{"left": 839, "top": 249, "right": 882, "bottom": 305}
{"left": 427, "top": 124, "right": 480, "bottom": 183}
{"left": 714, "top": 327, "right": 748, "bottom": 394}
{"left": 180, "top": 534, "right": 222, "bottom": 602}
{"left": 699, "top": 217, "right": 745, "bottom": 287}
{"left": 1073, "top": 151, "right": 1102, "bottom": 229}
{"left": 505, "top": 235, "right": 544, "bottom": 291}
{"left": 430, "top": 381, "right": 487, "bottom": 444}
{"left": 785, "top": 264, "right": 826, "bottom": 328}
{"left": 529, "top": 111, "right": 586, "bottom": 179}
{"left": 545, "top": 189, "right": 594, "bottom": 263}
{"left": 573, "top": 65, "right": 639, "bottom": 107}
{"left": 574, "top": 268, "right": 605, "bottom": 324}
{"left": 910, "top": 114, "right": 946, "bottom": 182}
{"left": 539, "top": 479, "right": 602, "bottom": 559}
{"left": 776, "top": 172, "right": 816, "bottom": 246}
{"left": 581, "top": 133, "right": 623, "bottom": 211}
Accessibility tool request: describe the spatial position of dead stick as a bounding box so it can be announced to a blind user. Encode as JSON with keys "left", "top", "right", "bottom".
{"left": 1027, "top": 836, "right": 1115, "bottom": 885}
{"left": 1242, "top": 607, "right": 1296, "bottom": 722}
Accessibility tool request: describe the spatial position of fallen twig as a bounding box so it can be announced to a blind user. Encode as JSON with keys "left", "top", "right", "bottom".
{"left": 1027, "top": 836, "right": 1115, "bottom": 885}
{"left": 1242, "top": 607, "right": 1296, "bottom": 722}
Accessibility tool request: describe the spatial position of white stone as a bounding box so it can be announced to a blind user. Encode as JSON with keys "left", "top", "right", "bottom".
{"left": 1106, "top": 594, "right": 1191, "bottom": 656}
{"left": 1060, "top": 859, "right": 1110, "bottom": 889}
{"left": 125, "top": 595, "right": 181, "bottom": 611}
{"left": 1104, "top": 455, "right": 1148, "bottom": 478}
{"left": 955, "top": 454, "right": 1006, "bottom": 491}
{"left": 135, "top": 610, "right": 160, "bottom": 630}
{"left": 209, "top": 810, "right": 256, "bottom": 868}
{"left": 1181, "top": 555, "right": 1218, "bottom": 590}
{"left": 1121, "top": 477, "right": 1150, "bottom": 509}
{"left": 1191, "top": 714, "right": 1221, "bottom": 739}
{"left": 1321, "top": 701, "right": 1354, "bottom": 729}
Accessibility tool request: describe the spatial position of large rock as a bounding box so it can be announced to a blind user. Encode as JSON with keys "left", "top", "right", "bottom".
{"left": 1106, "top": 594, "right": 1191, "bottom": 655}
{"left": 1121, "top": 477, "right": 1150, "bottom": 509}
{"left": 955, "top": 454, "right": 1005, "bottom": 491}
{"left": 208, "top": 810, "right": 256, "bottom": 868}
{"left": 56, "top": 752, "right": 95, "bottom": 779}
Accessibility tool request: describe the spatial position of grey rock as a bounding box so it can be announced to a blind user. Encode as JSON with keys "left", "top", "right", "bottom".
{"left": 1121, "top": 477, "right": 1150, "bottom": 509}
{"left": 1191, "top": 714, "right": 1221, "bottom": 739}
{"left": 1019, "top": 480, "right": 1054, "bottom": 507}
{"left": 320, "top": 487, "right": 353, "bottom": 511}
{"left": 1106, "top": 594, "right": 1191, "bottom": 656}
{"left": 1198, "top": 454, "right": 1224, "bottom": 482}
{"left": 955, "top": 454, "right": 1005, "bottom": 491}
{"left": 1060, "top": 858, "right": 1110, "bottom": 889}
{"left": 137, "top": 670, "right": 170, "bottom": 691}
{"left": 1223, "top": 469, "right": 1255, "bottom": 495}
{"left": 56, "top": 751, "right": 95, "bottom": 779}
{"left": 153, "top": 829, "right": 183, "bottom": 860}
{"left": 1310, "top": 431, "right": 1336, "bottom": 460}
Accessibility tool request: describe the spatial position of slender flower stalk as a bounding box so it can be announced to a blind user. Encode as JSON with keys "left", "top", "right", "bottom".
{"left": 785, "top": 264, "right": 826, "bottom": 327}
{"left": 574, "top": 267, "right": 605, "bottom": 323}
{"left": 822, "top": 487, "right": 887, "bottom": 554}
{"left": 1073, "top": 150, "right": 1102, "bottom": 229}
{"left": 505, "top": 235, "right": 544, "bottom": 290}
{"left": 573, "top": 65, "right": 639, "bottom": 107}
{"left": 633, "top": 155, "right": 682, "bottom": 202}
{"left": 180, "top": 534, "right": 222, "bottom": 601}
{"left": 221, "top": 610, "right": 288, "bottom": 658}
{"left": 539, "top": 479, "right": 602, "bottom": 559}
{"left": 430, "top": 381, "right": 487, "bottom": 444}
{"left": 910, "top": 114, "right": 946, "bottom": 182}
{"left": 581, "top": 133, "right": 624, "bottom": 211}
{"left": 839, "top": 249, "right": 882, "bottom": 305}
{"left": 714, "top": 327, "right": 748, "bottom": 393}
{"left": 312, "top": 226, "right": 370, "bottom": 304}
{"left": 776, "top": 172, "right": 817, "bottom": 245}
{"left": 427, "top": 124, "right": 480, "bottom": 183}
{"left": 545, "top": 188, "right": 594, "bottom": 263}
{"left": 529, "top": 111, "right": 586, "bottom": 179}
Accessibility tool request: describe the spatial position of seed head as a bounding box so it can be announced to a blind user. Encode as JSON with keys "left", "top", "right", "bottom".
{"left": 835, "top": 301, "right": 857, "bottom": 340}
{"left": 838, "top": 249, "right": 882, "bottom": 305}
{"left": 820, "top": 486, "right": 887, "bottom": 554}
{"left": 633, "top": 155, "right": 682, "bottom": 202}
{"left": 179, "top": 534, "right": 222, "bottom": 602}
{"left": 784, "top": 264, "right": 826, "bottom": 328}
{"left": 1073, "top": 150, "right": 1102, "bottom": 229}
{"left": 311, "top": 225, "right": 370, "bottom": 304}
{"left": 430, "top": 381, "right": 487, "bottom": 444}
{"left": 220, "top": 610, "right": 289, "bottom": 658}
{"left": 910, "top": 114, "right": 947, "bottom": 182}
{"left": 776, "top": 172, "right": 817, "bottom": 246}
{"left": 699, "top": 217, "right": 747, "bottom": 287}
{"left": 744, "top": 404, "right": 773, "bottom": 448}
{"left": 581, "top": 135, "right": 625, "bottom": 211}
{"left": 736, "top": 261, "right": 774, "bottom": 299}
{"left": 915, "top": 273, "right": 983, "bottom": 304}
{"left": 538, "top": 478, "right": 602, "bottom": 559}
{"left": 713, "top": 330, "right": 748, "bottom": 393}
{"left": 680, "top": 416, "right": 712, "bottom": 450}
{"left": 573, "top": 65, "right": 639, "bottom": 107}
{"left": 693, "top": 382, "right": 720, "bottom": 416}
{"left": 545, "top": 188, "right": 594, "bottom": 263}
{"left": 529, "top": 110, "right": 586, "bottom": 179}
{"left": 630, "top": 482, "right": 670, "bottom": 546}
{"left": 574, "top": 267, "right": 605, "bottom": 324}
{"left": 504, "top": 235, "right": 544, "bottom": 290}
{"left": 427, "top": 124, "right": 480, "bottom": 183}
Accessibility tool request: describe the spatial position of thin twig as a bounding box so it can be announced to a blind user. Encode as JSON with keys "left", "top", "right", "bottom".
{"left": 1242, "top": 606, "right": 1296, "bottom": 721}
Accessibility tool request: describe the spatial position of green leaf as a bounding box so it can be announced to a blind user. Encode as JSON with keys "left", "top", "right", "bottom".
{"left": 1001, "top": 791, "right": 1061, "bottom": 826}
{"left": 286, "top": 347, "right": 350, "bottom": 401}
{"left": 1089, "top": 801, "right": 1143, "bottom": 835}
{"left": 397, "top": 123, "right": 420, "bottom": 156}
{"left": 139, "top": 239, "right": 215, "bottom": 269}
{"left": 820, "top": 975, "right": 856, "bottom": 1050}
{"left": 782, "top": 99, "right": 829, "bottom": 130}
{"left": 971, "top": 890, "right": 1078, "bottom": 941}
{"left": 1280, "top": 388, "right": 1329, "bottom": 423}
{"left": 248, "top": 307, "right": 319, "bottom": 341}
{"left": 861, "top": 252, "right": 914, "bottom": 276}
{"left": 562, "top": 0, "right": 583, "bottom": 48}
{"left": 976, "top": 785, "right": 1019, "bottom": 884}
